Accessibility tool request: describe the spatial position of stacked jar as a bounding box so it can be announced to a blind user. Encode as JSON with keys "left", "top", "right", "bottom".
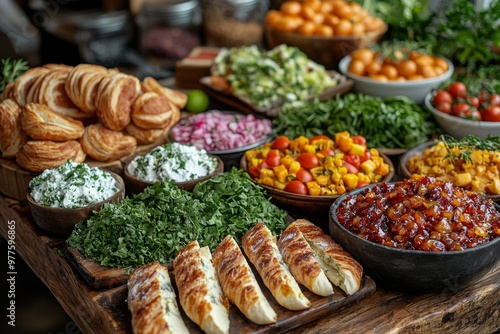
{"left": 136, "top": 0, "right": 202, "bottom": 61}
{"left": 201, "top": 0, "right": 268, "bottom": 47}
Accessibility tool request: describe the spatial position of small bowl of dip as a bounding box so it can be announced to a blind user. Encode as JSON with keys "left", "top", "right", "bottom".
{"left": 27, "top": 160, "right": 125, "bottom": 237}
{"left": 124, "top": 142, "right": 224, "bottom": 195}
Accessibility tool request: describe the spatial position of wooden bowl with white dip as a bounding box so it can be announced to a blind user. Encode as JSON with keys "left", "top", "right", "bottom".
{"left": 27, "top": 162, "right": 125, "bottom": 237}
{"left": 123, "top": 142, "right": 224, "bottom": 195}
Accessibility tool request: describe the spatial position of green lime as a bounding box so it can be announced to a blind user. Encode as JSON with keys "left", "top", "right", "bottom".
{"left": 186, "top": 89, "right": 210, "bottom": 113}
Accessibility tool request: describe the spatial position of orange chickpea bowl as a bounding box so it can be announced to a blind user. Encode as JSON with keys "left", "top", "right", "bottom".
{"left": 264, "top": 0, "right": 388, "bottom": 70}
{"left": 338, "top": 54, "right": 454, "bottom": 104}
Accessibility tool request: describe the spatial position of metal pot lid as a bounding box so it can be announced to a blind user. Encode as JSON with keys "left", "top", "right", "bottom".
{"left": 77, "top": 10, "right": 129, "bottom": 33}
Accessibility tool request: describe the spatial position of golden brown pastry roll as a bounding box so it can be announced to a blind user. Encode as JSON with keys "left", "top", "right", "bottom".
{"left": 0, "top": 99, "right": 27, "bottom": 159}
{"left": 65, "top": 64, "right": 110, "bottom": 114}
{"left": 95, "top": 73, "right": 141, "bottom": 130}
{"left": 2, "top": 82, "right": 14, "bottom": 102}
{"left": 22, "top": 103, "right": 85, "bottom": 141}
{"left": 16, "top": 140, "right": 86, "bottom": 172}
{"left": 80, "top": 123, "right": 137, "bottom": 162}
{"left": 141, "top": 76, "right": 188, "bottom": 109}
{"left": 278, "top": 224, "right": 334, "bottom": 297}
{"left": 212, "top": 235, "right": 277, "bottom": 325}
{"left": 242, "top": 222, "right": 311, "bottom": 311}
{"left": 173, "top": 241, "right": 230, "bottom": 334}
{"left": 42, "top": 63, "right": 73, "bottom": 71}
{"left": 12, "top": 67, "right": 50, "bottom": 107}
{"left": 128, "top": 261, "right": 189, "bottom": 334}
{"left": 290, "top": 219, "right": 363, "bottom": 295}
{"left": 132, "top": 92, "right": 174, "bottom": 130}
{"left": 125, "top": 122, "right": 168, "bottom": 145}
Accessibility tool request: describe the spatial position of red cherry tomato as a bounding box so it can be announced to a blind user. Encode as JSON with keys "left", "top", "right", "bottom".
{"left": 447, "top": 82, "right": 467, "bottom": 99}
{"left": 309, "top": 135, "right": 331, "bottom": 144}
{"left": 482, "top": 105, "right": 500, "bottom": 121}
{"left": 257, "top": 161, "right": 269, "bottom": 170}
{"left": 433, "top": 90, "right": 453, "bottom": 106}
{"left": 265, "top": 149, "right": 281, "bottom": 167}
{"left": 466, "top": 96, "right": 480, "bottom": 109}
{"left": 478, "top": 91, "right": 489, "bottom": 104}
{"left": 284, "top": 180, "right": 308, "bottom": 195}
{"left": 452, "top": 103, "right": 471, "bottom": 117}
{"left": 360, "top": 150, "right": 371, "bottom": 162}
{"left": 470, "top": 110, "right": 482, "bottom": 121}
{"left": 344, "top": 154, "right": 361, "bottom": 169}
{"left": 488, "top": 94, "right": 500, "bottom": 106}
{"left": 296, "top": 153, "right": 319, "bottom": 170}
{"left": 343, "top": 161, "right": 359, "bottom": 174}
{"left": 296, "top": 168, "right": 313, "bottom": 183}
{"left": 436, "top": 102, "right": 451, "bottom": 114}
{"left": 318, "top": 149, "right": 335, "bottom": 156}
{"left": 351, "top": 135, "right": 367, "bottom": 146}
{"left": 271, "top": 136, "right": 290, "bottom": 150}
{"left": 248, "top": 165, "right": 260, "bottom": 179}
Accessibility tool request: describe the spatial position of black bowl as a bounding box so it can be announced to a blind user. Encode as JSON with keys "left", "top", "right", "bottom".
{"left": 329, "top": 184, "right": 500, "bottom": 293}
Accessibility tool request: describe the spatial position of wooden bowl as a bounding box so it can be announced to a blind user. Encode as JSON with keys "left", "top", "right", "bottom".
{"left": 240, "top": 153, "right": 395, "bottom": 216}
{"left": 27, "top": 172, "right": 125, "bottom": 237}
{"left": 123, "top": 154, "right": 224, "bottom": 195}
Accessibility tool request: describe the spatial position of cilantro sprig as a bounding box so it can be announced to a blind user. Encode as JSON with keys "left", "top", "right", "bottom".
{"left": 0, "top": 58, "right": 28, "bottom": 95}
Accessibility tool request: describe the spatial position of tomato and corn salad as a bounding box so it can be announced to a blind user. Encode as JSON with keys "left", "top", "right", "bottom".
{"left": 244, "top": 132, "right": 391, "bottom": 196}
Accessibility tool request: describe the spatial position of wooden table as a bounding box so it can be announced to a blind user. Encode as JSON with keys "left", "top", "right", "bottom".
{"left": 1, "top": 195, "right": 499, "bottom": 334}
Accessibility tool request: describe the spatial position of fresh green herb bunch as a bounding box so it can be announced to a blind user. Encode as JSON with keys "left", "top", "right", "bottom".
{"left": 441, "top": 134, "right": 500, "bottom": 164}
{"left": 0, "top": 58, "right": 29, "bottom": 95}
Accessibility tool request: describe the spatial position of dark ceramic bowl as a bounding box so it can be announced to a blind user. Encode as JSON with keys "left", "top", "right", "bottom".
{"left": 329, "top": 184, "right": 500, "bottom": 292}
{"left": 123, "top": 154, "right": 224, "bottom": 195}
{"left": 27, "top": 171, "right": 125, "bottom": 237}
{"left": 240, "top": 153, "right": 395, "bottom": 216}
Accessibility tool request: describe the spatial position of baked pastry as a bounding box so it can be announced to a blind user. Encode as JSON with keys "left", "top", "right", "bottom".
{"left": 173, "top": 241, "right": 230, "bottom": 334}
{"left": 141, "top": 76, "right": 187, "bottom": 109}
{"left": 65, "top": 64, "right": 110, "bottom": 114}
{"left": 290, "top": 219, "right": 363, "bottom": 295}
{"left": 242, "top": 222, "right": 311, "bottom": 311}
{"left": 278, "top": 224, "right": 333, "bottom": 297}
{"left": 0, "top": 99, "right": 27, "bottom": 159}
{"left": 12, "top": 67, "right": 50, "bottom": 107}
{"left": 125, "top": 122, "right": 169, "bottom": 145}
{"left": 2, "top": 82, "right": 14, "bottom": 101}
{"left": 42, "top": 63, "right": 73, "bottom": 71}
{"left": 212, "top": 235, "right": 277, "bottom": 325}
{"left": 21, "top": 103, "right": 85, "bottom": 141}
{"left": 131, "top": 92, "right": 174, "bottom": 130}
{"left": 95, "top": 72, "right": 141, "bottom": 130}
{"left": 128, "top": 261, "right": 189, "bottom": 334}
{"left": 16, "top": 140, "right": 86, "bottom": 172}
{"left": 80, "top": 123, "right": 137, "bottom": 162}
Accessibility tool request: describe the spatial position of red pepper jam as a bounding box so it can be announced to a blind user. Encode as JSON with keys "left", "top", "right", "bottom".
{"left": 336, "top": 176, "right": 500, "bottom": 251}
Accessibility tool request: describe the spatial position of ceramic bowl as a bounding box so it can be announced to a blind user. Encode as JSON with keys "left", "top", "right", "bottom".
{"left": 329, "top": 183, "right": 500, "bottom": 292}
{"left": 398, "top": 140, "right": 500, "bottom": 202}
{"left": 240, "top": 153, "right": 395, "bottom": 216}
{"left": 123, "top": 154, "right": 224, "bottom": 195}
{"left": 264, "top": 25, "right": 387, "bottom": 70}
{"left": 27, "top": 171, "right": 125, "bottom": 237}
{"left": 424, "top": 92, "right": 500, "bottom": 139}
{"left": 338, "top": 55, "right": 454, "bottom": 104}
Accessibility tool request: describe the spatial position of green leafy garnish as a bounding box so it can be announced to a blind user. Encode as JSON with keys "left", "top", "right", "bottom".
{"left": 440, "top": 134, "right": 500, "bottom": 163}
{"left": 0, "top": 58, "right": 29, "bottom": 95}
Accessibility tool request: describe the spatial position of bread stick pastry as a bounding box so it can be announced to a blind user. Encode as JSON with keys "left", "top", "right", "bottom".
{"left": 278, "top": 224, "right": 333, "bottom": 297}
{"left": 128, "top": 261, "right": 189, "bottom": 334}
{"left": 141, "top": 76, "right": 187, "bottom": 109}
{"left": 0, "top": 99, "right": 27, "bottom": 158}
{"left": 80, "top": 123, "right": 136, "bottom": 162}
{"left": 125, "top": 122, "right": 168, "bottom": 145}
{"left": 22, "top": 103, "right": 84, "bottom": 141}
{"left": 290, "top": 219, "right": 363, "bottom": 295}
{"left": 212, "top": 235, "right": 277, "bottom": 325}
{"left": 131, "top": 92, "right": 174, "bottom": 130}
{"left": 12, "top": 67, "right": 50, "bottom": 107}
{"left": 173, "top": 241, "right": 230, "bottom": 334}
{"left": 242, "top": 222, "right": 311, "bottom": 311}
{"left": 16, "top": 140, "right": 86, "bottom": 172}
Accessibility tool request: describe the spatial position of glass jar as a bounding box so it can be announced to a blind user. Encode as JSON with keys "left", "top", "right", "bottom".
{"left": 201, "top": 0, "right": 268, "bottom": 47}
{"left": 136, "top": 0, "right": 202, "bottom": 61}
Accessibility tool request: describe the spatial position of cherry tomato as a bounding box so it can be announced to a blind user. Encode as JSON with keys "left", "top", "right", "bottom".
{"left": 296, "top": 168, "right": 313, "bottom": 183}
{"left": 482, "top": 105, "right": 500, "bottom": 122}
{"left": 360, "top": 150, "right": 371, "bottom": 162}
{"left": 351, "top": 135, "right": 367, "bottom": 146}
{"left": 344, "top": 154, "right": 361, "bottom": 169}
{"left": 343, "top": 161, "right": 359, "bottom": 174}
{"left": 309, "top": 135, "right": 331, "bottom": 144}
{"left": 271, "top": 136, "right": 290, "bottom": 150}
{"left": 265, "top": 149, "right": 281, "bottom": 167}
{"left": 257, "top": 160, "right": 269, "bottom": 171}
{"left": 470, "top": 110, "right": 482, "bottom": 121}
{"left": 248, "top": 165, "right": 260, "bottom": 179}
{"left": 447, "top": 82, "right": 467, "bottom": 99}
{"left": 478, "top": 91, "right": 489, "bottom": 104}
{"left": 433, "top": 90, "right": 453, "bottom": 106}
{"left": 466, "top": 96, "right": 480, "bottom": 109}
{"left": 452, "top": 103, "right": 471, "bottom": 117}
{"left": 318, "top": 149, "right": 335, "bottom": 156}
{"left": 296, "top": 153, "right": 319, "bottom": 170}
{"left": 488, "top": 94, "right": 500, "bottom": 106}
{"left": 284, "top": 180, "right": 308, "bottom": 195}
{"left": 436, "top": 102, "right": 451, "bottom": 114}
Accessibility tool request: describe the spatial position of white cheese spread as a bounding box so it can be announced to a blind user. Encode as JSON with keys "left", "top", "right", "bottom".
{"left": 127, "top": 142, "right": 218, "bottom": 183}
{"left": 29, "top": 160, "right": 119, "bottom": 208}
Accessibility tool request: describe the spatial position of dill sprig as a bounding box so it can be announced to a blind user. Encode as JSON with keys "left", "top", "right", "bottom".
{"left": 440, "top": 134, "right": 500, "bottom": 163}
{"left": 0, "top": 58, "right": 29, "bottom": 95}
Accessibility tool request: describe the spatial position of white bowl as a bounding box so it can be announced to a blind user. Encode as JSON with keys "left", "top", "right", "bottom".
{"left": 338, "top": 55, "right": 454, "bottom": 104}
{"left": 424, "top": 92, "right": 500, "bottom": 139}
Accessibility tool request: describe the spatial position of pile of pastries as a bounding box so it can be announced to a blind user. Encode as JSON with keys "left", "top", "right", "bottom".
{"left": 0, "top": 63, "right": 186, "bottom": 172}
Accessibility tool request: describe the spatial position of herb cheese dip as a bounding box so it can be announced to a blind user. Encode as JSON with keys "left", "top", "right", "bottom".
{"left": 29, "top": 160, "right": 119, "bottom": 209}
{"left": 127, "top": 142, "right": 218, "bottom": 183}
